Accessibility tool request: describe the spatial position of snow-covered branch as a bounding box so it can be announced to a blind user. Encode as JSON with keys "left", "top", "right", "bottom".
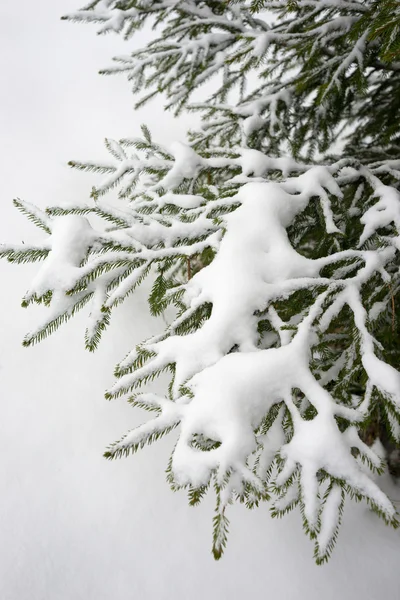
{"left": 6, "top": 0, "right": 400, "bottom": 563}
{"left": 4, "top": 131, "right": 400, "bottom": 561}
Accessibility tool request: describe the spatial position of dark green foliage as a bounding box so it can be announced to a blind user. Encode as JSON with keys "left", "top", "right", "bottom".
{"left": 212, "top": 478, "right": 231, "bottom": 560}
{"left": 13, "top": 198, "right": 51, "bottom": 234}
{"left": 104, "top": 421, "right": 179, "bottom": 460}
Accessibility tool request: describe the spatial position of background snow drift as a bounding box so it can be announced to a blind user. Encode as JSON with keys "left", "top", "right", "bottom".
{"left": 0, "top": 2, "right": 399, "bottom": 599}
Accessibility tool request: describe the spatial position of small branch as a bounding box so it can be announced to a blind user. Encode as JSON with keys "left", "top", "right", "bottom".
{"left": 389, "top": 283, "right": 396, "bottom": 333}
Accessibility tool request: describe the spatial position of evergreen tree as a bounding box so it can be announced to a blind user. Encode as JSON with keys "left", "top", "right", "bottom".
{"left": 2, "top": 0, "right": 400, "bottom": 562}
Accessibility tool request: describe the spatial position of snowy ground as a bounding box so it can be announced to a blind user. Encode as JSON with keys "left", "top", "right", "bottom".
{"left": 0, "top": 2, "right": 399, "bottom": 599}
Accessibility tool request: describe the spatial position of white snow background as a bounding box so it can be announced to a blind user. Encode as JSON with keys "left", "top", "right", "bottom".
{"left": 0, "top": 2, "right": 399, "bottom": 599}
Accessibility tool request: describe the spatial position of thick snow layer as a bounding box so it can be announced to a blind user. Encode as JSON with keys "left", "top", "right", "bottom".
{"left": 93, "top": 151, "right": 399, "bottom": 535}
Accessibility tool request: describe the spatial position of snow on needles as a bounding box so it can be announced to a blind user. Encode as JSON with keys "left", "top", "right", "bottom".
{"left": 3, "top": 138, "right": 400, "bottom": 562}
